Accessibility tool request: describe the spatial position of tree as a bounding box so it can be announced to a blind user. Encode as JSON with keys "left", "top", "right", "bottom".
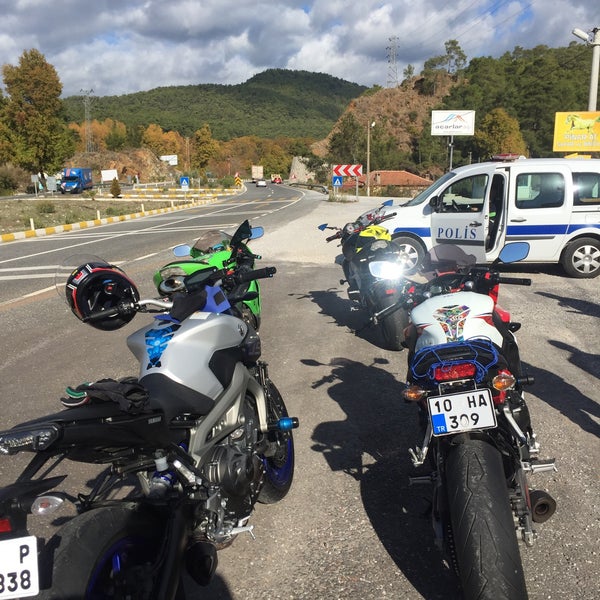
{"left": 191, "top": 124, "right": 219, "bottom": 173}
{"left": 444, "top": 40, "right": 467, "bottom": 75}
{"left": 474, "top": 108, "right": 528, "bottom": 159}
{"left": 326, "top": 113, "right": 363, "bottom": 164}
{"left": 0, "top": 49, "right": 74, "bottom": 188}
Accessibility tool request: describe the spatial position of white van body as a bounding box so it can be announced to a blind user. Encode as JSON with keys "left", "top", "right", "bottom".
{"left": 362, "top": 158, "right": 600, "bottom": 278}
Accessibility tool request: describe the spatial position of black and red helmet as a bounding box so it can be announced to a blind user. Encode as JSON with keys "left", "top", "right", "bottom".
{"left": 65, "top": 261, "right": 139, "bottom": 330}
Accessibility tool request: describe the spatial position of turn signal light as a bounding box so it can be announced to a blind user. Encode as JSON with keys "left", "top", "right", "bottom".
{"left": 402, "top": 385, "right": 427, "bottom": 402}
{"left": 492, "top": 370, "right": 516, "bottom": 391}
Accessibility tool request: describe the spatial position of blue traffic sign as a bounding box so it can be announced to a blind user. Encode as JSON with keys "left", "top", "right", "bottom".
{"left": 332, "top": 175, "right": 343, "bottom": 187}
{"left": 180, "top": 176, "right": 190, "bottom": 188}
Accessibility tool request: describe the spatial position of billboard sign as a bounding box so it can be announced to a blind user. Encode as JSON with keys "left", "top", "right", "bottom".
{"left": 553, "top": 111, "right": 600, "bottom": 152}
{"left": 431, "top": 110, "right": 475, "bottom": 136}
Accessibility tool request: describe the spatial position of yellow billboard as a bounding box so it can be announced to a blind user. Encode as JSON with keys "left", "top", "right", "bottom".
{"left": 553, "top": 111, "right": 600, "bottom": 152}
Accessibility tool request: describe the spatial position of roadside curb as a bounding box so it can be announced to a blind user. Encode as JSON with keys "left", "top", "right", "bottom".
{"left": 0, "top": 195, "right": 222, "bottom": 244}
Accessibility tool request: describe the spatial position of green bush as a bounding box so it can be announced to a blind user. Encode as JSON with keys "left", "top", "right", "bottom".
{"left": 36, "top": 201, "right": 56, "bottom": 214}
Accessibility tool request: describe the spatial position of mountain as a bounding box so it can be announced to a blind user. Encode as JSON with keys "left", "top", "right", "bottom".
{"left": 62, "top": 69, "right": 367, "bottom": 141}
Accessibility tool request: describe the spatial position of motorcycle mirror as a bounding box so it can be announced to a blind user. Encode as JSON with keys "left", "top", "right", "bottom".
{"left": 382, "top": 199, "right": 393, "bottom": 207}
{"left": 317, "top": 224, "right": 329, "bottom": 231}
{"left": 249, "top": 226, "right": 264, "bottom": 240}
{"left": 173, "top": 244, "right": 192, "bottom": 257}
{"left": 498, "top": 242, "right": 530, "bottom": 264}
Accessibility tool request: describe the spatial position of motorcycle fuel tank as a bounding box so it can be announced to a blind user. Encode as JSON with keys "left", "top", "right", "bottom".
{"left": 411, "top": 291, "right": 503, "bottom": 350}
{"left": 127, "top": 312, "right": 248, "bottom": 399}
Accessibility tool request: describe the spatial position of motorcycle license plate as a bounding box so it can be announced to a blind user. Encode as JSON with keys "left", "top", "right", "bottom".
{"left": 427, "top": 389, "right": 496, "bottom": 436}
{"left": 0, "top": 536, "right": 39, "bottom": 598}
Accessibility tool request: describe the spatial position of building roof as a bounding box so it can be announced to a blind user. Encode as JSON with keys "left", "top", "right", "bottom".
{"left": 365, "top": 170, "right": 433, "bottom": 186}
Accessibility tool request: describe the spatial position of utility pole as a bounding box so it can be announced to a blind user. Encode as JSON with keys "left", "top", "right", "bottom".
{"left": 366, "top": 121, "right": 375, "bottom": 197}
{"left": 80, "top": 89, "right": 94, "bottom": 152}
{"left": 572, "top": 26, "right": 600, "bottom": 111}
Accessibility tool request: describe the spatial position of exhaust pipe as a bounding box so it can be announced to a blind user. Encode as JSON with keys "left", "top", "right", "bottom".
{"left": 529, "top": 489, "right": 557, "bottom": 523}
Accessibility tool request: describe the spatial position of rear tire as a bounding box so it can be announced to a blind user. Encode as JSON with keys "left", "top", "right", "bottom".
{"left": 561, "top": 237, "right": 600, "bottom": 278}
{"left": 258, "top": 381, "right": 295, "bottom": 504}
{"left": 445, "top": 439, "right": 528, "bottom": 600}
{"left": 39, "top": 504, "right": 170, "bottom": 599}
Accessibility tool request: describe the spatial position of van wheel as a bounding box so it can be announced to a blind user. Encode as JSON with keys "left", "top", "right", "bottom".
{"left": 561, "top": 237, "right": 600, "bottom": 278}
{"left": 392, "top": 236, "right": 425, "bottom": 274}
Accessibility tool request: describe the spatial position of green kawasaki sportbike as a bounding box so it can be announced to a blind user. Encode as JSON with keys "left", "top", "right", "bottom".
{"left": 154, "top": 220, "right": 265, "bottom": 330}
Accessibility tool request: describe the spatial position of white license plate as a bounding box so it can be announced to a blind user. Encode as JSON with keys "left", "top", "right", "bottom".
{"left": 0, "top": 536, "right": 39, "bottom": 598}
{"left": 427, "top": 388, "right": 496, "bottom": 436}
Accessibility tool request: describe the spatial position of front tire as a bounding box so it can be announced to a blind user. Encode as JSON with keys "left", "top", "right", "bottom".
{"left": 561, "top": 237, "right": 600, "bottom": 278}
{"left": 392, "top": 236, "right": 425, "bottom": 274}
{"left": 40, "top": 504, "right": 169, "bottom": 600}
{"left": 380, "top": 303, "right": 409, "bottom": 350}
{"left": 258, "top": 381, "right": 295, "bottom": 504}
{"left": 445, "top": 439, "right": 528, "bottom": 600}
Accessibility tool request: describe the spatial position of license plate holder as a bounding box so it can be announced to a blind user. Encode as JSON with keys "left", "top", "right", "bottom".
{"left": 0, "top": 536, "right": 39, "bottom": 598}
{"left": 427, "top": 388, "right": 496, "bottom": 436}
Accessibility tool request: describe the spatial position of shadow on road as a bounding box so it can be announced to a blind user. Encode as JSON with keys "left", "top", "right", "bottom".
{"left": 535, "top": 290, "right": 600, "bottom": 317}
{"left": 305, "top": 356, "right": 461, "bottom": 600}
{"left": 297, "top": 287, "right": 388, "bottom": 349}
{"left": 523, "top": 359, "right": 600, "bottom": 438}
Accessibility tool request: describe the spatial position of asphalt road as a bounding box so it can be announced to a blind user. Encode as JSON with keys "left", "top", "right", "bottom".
{"left": 0, "top": 189, "right": 598, "bottom": 599}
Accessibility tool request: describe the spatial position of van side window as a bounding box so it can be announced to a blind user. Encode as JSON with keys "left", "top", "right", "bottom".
{"left": 438, "top": 174, "right": 488, "bottom": 212}
{"left": 515, "top": 173, "right": 565, "bottom": 209}
{"left": 573, "top": 173, "right": 600, "bottom": 205}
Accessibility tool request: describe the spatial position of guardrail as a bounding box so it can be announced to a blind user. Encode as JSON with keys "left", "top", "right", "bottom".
{"left": 287, "top": 182, "right": 328, "bottom": 194}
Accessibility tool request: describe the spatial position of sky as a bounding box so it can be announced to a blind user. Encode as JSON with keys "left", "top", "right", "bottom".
{"left": 0, "top": 0, "right": 598, "bottom": 98}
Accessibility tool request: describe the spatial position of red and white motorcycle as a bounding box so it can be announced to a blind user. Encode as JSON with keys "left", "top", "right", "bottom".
{"left": 372, "top": 242, "right": 557, "bottom": 600}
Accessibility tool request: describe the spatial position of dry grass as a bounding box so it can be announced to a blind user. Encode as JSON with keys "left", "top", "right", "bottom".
{"left": 0, "top": 196, "right": 174, "bottom": 234}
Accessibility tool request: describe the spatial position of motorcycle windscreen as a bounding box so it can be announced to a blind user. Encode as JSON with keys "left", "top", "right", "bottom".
{"left": 429, "top": 169, "right": 496, "bottom": 263}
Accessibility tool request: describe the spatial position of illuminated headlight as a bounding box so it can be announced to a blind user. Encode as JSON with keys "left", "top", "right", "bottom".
{"left": 369, "top": 260, "right": 406, "bottom": 280}
{"left": 0, "top": 425, "right": 60, "bottom": 455}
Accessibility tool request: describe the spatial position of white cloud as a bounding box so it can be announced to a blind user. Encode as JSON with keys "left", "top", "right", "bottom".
{"left": 0, "top": 0, "right": 597, "bottom": 96}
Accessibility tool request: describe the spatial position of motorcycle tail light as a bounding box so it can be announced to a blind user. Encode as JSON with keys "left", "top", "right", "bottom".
{"left": 0, "top": 518, "right": 12, "bottom": 533}
{"left": 433, "top": 363, "right": 476, "bottom": 381}
{"left": 402, "top": 385, "right": 427, "bottom": 401}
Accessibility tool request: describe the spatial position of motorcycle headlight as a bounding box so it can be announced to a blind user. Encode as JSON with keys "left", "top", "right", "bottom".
{"left": 159, "top": 266, "right": 187, "bottom": 280}
{"left": 368, "top": 260, "right": 406, "bottom": 280}
{"left": 0, "top": 425, "right": 60, "bottom": 455}
{"left": 370, "top": 240, "right": 389, "bottom": 251}
{"left": 158, "top": 276, "right": 186, "bottom": 295}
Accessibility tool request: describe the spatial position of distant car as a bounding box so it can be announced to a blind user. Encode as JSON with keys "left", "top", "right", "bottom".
{"left": 272, "top": 176, "right": 282, "bottom": 184}
{"left": 256, "top": 179, "right": 267, "bottom": 187}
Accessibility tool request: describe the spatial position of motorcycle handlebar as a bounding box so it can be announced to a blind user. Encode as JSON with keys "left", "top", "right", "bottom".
{"left": 234, "top": 266, "right": 277, "bottom": 283}
{"left": 326, "top": 233, "right": 341, "bottom": 242}
{"left": 497, "top": 276, "right": 532, "bottom": 286}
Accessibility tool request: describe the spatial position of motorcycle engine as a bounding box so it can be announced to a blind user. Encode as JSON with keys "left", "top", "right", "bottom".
{"left": 200, "top": 401, "right": 264, "bottom": 511}
{"left": 202, "top": 443, "right": 262, "bottom": 498}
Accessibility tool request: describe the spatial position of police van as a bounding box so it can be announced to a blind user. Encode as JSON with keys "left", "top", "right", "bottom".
{"left": 363, "top": 157, "right": 600, "bottom": 278}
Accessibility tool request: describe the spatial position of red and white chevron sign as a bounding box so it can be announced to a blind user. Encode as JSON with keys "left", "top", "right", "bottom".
{"left": 332, "top": 164, "right": 363, "bottom": 177}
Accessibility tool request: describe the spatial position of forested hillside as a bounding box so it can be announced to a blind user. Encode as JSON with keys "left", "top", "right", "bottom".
{"left": 62, "top": 69, "right": 367, "bottom": 140}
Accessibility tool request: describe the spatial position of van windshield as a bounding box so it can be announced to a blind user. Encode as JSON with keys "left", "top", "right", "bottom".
{"left": 401, "top": 171, "right": 456, "bottom": 207}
